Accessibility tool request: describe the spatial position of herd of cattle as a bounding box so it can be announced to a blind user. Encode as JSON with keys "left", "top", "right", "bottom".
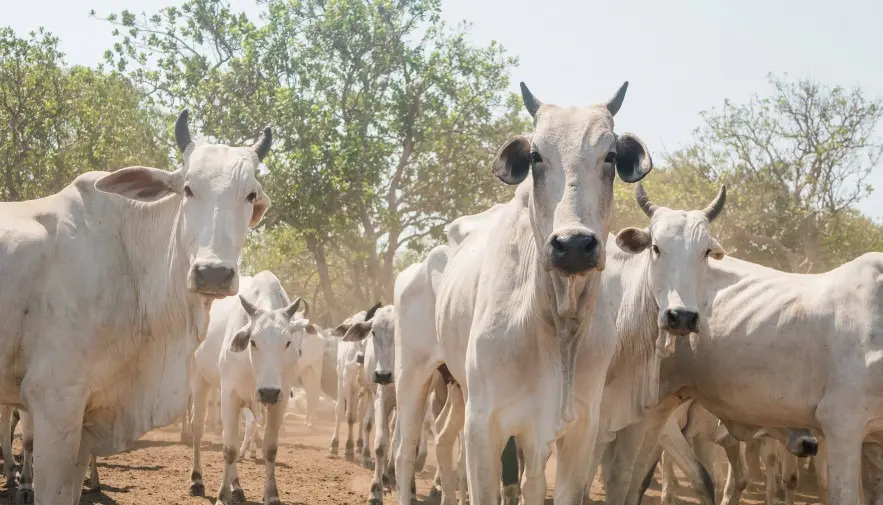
{"left": 0, "top": 81, "right": 881, "bottom": 505}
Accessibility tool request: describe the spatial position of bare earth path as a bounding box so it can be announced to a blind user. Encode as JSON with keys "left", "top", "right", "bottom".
{"left": 0, "top": 410, "right": 823, "bottom": 504}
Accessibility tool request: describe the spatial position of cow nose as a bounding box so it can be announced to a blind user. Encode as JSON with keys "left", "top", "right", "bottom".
{"left": 192, "top": 263, "right": 236, "bottom": 294}
{"left": 256, "top": 387, "right": 281, "bottom": 405}
{"left": 547, "top": 232, "right": 600, "bottom": 275}
{"left": 356, "top": 353, "right": 365, "bottom": 365}
{"left": 374, "top": 371, "right": 393, "bottom": 385}
{"left": 665, "top": 308, "right": 699, "bottom": 333}
{"left": 797, "top": 437, "right": 818, "bottom": 457}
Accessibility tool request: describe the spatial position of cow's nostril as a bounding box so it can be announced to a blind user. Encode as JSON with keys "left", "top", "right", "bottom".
{"left": 550, "top": 235, "right": 566, "bottom": 253}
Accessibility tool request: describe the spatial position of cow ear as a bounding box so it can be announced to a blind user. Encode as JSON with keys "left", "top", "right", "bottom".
{"left": 95, "top": 166, "right": 183, "bottom": 202}
{"left": 331, "top": 322, "right": 350, "bottom": 338}
{"left": 708, "top": 238, "right": 726, "bottom": 260}
{"left": 230, "top": 326, "right": 251, "bottom": 352}
{"left": 616, "top": 227, "right": 651, "bottom": 254}
{"left": 492, "top": 136, "right": 532, "bottom": 186}
{"left": 305, "top": 324, "right": 318, "bottom": 335}
{"left": 249, "top": 180, "right": 271, "bottom": 228}
{"left": 343, "top": 321, "right": 373, "bottom": 342}
{"left": 615, "top": 133, "right": 653, "bottom": 183}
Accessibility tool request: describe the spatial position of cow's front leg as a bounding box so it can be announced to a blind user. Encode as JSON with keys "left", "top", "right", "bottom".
{"left": 463, "top": 401, "right": 504, "bottom": 505}
{"left": 84, "top": 454, "right": 100, "bottom": 493}
{"left": 215, "top": 391, "right": 244, "bottom": 505}
{"left": 434, "top": 384, "right": 465, "bottom": 505}
{"left": 302, "top": 368, "right": 319, "bottom": 428}
{"left": 239, "top": 407, "right": 259, "bottom": 460}
{"left": 367, "top": 386, "right": 395, "bottom": 505}
{"left": 28, "top": 393, "right": 87, "bottom": 505}
{"left": 345, "top": 388, "right": 360, "bottom": 461}
{"left": 554, "top": 402, "right": 601, "bottom": 505}
{"left": 189, "top": 377, "right": 209, "bottom": 497}
{"left": 330, "top": 379, "right": 345, "bottom": 456}
{"left": 262, "top": 401, "right": 285, "bottom": 505}
{"left": 360, "top": 387, "right": 375, "bottom": 469}
{"left": 719, "top": 434, "right": 748, "bottom": 505}
{"left": 15, "top": 411, "right": 33, "bottom": 505}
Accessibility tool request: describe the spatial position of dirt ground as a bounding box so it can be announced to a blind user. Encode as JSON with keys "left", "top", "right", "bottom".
{"left": 0, "top": 409, "right": 824, "bottom": 505}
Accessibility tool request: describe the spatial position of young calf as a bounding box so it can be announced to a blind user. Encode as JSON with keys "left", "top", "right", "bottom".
{"left": 214, "top": 273, "right": 314, "bottom": 505}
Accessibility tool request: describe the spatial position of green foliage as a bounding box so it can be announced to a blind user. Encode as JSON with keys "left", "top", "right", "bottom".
{"left": 97, "top": 0, "right": 526, "bottom": 323}
{"left": 0, "top": 27, "right": 171, "bottom": 201}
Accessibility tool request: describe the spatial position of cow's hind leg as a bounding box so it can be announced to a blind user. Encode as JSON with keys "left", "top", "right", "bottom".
{"left": 84, "top": 454, "right": 100, "bottom": 493}
{"left": 361, "top": 387, "right": 375, "bottom": 469}
{"left": 0, "top": 406, "right": 16, "bottom": 487}
{"left": 817, "top": 400, "right": 864, "bottom": 505}
{"left": 367, "top": 386, "right": 394, "bottom": 505}
{"left": 239, "top": 407, "right": 259, "bottom": 460}
{"left": 189, "top": 377, "right": 209, "bottom": 497}
{"left": 14, "top": 411, "right": 33, "bottom": 505}
{"left": 330, "top": 379, "right": 345, "bottom": 456}
{"left": 435, "top": 384, "right": 465, "bottom": 505}
{"left": 719, "top": 434, "right": 748, "bottom": 505}
{"left": 393, "top": 362, "right": 435, "bottom": 505}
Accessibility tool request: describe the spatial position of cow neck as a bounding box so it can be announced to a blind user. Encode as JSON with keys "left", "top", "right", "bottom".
{"left": 614, "top": 251, "right": 660, "bottom": 364}
{"left": 119, "top": 194, "right": 206, "bottom": 344}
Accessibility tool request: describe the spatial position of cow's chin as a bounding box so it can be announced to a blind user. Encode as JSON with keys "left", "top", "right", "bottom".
{"left": 660, "top": 326, "right": 695, "bottom": 338}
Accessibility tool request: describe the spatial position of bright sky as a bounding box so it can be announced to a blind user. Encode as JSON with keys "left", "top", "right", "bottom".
{"left": 2, "top": 0, "right": 881, "bottom": 219}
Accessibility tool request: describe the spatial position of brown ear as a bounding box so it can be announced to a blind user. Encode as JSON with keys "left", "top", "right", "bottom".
{"left": 492, "top": 136, "right": 532, "bottom": 186}
{"left": 708, "top": 238, "right": 726, "bottom": 260}
{"left": 343, "top": 321, "right": 373, "bottom": 342}
{"left": 332, "top": 322, "right": 350, "bottom": 338}
{"left": 250, "top": 180, "right": 271, "bottom": 228}
{"left": 95, "top": 166, "right": 182, "bottom": 202}
{"left": 230, "top": 327, "right": 250, "bottom": 352}
{"left": 305, "top": 324, "right": 318, "bottom": 335}
{"left": 616, "top": 227, "right": 651, "bottom": 254}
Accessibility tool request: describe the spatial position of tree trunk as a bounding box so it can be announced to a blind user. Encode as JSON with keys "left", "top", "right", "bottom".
{"left": 306, "top": 234, "right": 340, "bottom": 324}
{"left": 800, "top": 215, "right": 822, "bottom": 273}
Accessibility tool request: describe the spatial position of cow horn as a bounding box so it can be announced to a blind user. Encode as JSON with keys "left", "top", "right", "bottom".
{"left": 365, "top": 302, "right": 382, "bottom": 321}
{"left": 520, "top": 82, "right": 542, "bottom": 118}
{"left": 607, "top": 81, "right": 629, "bottom": 116}
{"left": 635, "top": 183, "right": 658, "bottom": 218}
{"left": 175, "top": 109, "right": 192, "bottom": 153}
{"left": 254, "top": 127, "right": 272, "bottom": 161}
{"left": 283, "top": 297, "right": 303, "bottom": 320}
{"left": 300, "top": 298, "right": 310, "bottom": 317}
{"left": 239, "top": 294, "right": 258, "bottom": 317}
{"left": 702, "top": 185, "right": 727, "bottom": 223}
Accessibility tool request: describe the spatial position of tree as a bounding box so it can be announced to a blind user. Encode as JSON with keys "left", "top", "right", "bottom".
{"left": 628, "top": 74, "right": 883, "bottom": 273}
{"left": 98, "top": 0, "right": 526, "bottom": 323}
{"left": 0, "top": 27, "right": 171, "bottom": 201}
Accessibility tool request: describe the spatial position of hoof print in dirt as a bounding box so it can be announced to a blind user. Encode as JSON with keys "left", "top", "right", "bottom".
{"left": 232, "top": 488, "right": 246, "bottom": 502}
{"left": 15, "top": 487, "right": 34, "bottom": 505}
{"left": 190, "top": 482, "right": 206, "bottom": 497}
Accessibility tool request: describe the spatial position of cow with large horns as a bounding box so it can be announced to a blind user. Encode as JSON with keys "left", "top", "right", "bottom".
{"left": 0, "top": 109, "right": 272, "bottom": 505}
{"left": 392, "top": 81, "right": 653, "bottom": 505}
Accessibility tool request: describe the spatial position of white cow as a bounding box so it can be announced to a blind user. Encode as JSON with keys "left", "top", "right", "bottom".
{"left": 329, "top": 305, "right": 380, "bottom": 460}
{"left": 214, "top": 272, "right": 313, "bottom": 505}
{"left": 599, "top": 204, "right": 883, "bottom": 505}
{"left": 295, "top": 321, "right": 327, "bottom": 428}
{"left": 392, "top": 82, "right": 653, "bottom": 505}
{"left": 0, "top": 110, "right": 271, "bottom": 505}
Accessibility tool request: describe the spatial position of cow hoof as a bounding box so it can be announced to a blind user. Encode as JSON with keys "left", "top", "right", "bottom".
{"left": 232, "top": 488, "right": 246, "bottom": 502}
{"left": 265, "top": 498, "right": 282, "bottom": 505}
{"left": 15, "top": 487, "right": 33, "bottom": 505}
{"left": 344, "top": 450, "right": 355, "bottom": 462}
{"left": 84, "top": 484, "right": 101, "bottom": 494}
{"left": 362, "top": 458, "right": 374, "bottom": 470}
{"left": 429, "top": 487, "right": 441, "bottom": 498}
{"left": 190, "top": 482, "right": 206, "bottom": 497}
{"left": 329, "top": 439, "right": 339, "bottom": 456}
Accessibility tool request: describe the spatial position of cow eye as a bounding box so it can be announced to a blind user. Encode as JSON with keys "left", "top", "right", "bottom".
{"left": 285, "top": 340, "right": 291, "bottom": 349}
{"left": 704, "top": 248, "right": 711, "bottom": 258}
{"left": 247, "top": 191, "right": 257, "bottom": 203}
{"left": 530, "top": 151, "right": 542, "bottom": 163}
{"left": 298, "top": 349, "right": 302, "bottom": 357}
{"left": 250, "top": 340, "right": 256, "bottom": 348}
{"left": 604, "top": 151, "right": 616, "bottom": 164}
{"left": 184, "top": 185, "right": 194, "bottom": 198}
{"left": 651, "top": 245, "right": 660, "bottom": 255}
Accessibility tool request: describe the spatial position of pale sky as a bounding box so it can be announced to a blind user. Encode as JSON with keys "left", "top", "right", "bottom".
{"left": 2, "top": 0, "right": 881, "bottom": 219}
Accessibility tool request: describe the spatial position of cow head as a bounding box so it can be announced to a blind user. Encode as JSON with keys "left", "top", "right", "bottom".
{"left": 230, "top": 295, "right": 317, "bottom": 405}
{"left": 336, "top": 304, "right": 394, "bottom": 386}
{"left": 616, "top": 184, "right": 727, "bottom": 336}
{"left": 493, "top": 82, "right": 652, "bottom": 278}
{"left": 95, "top": 110, "right": 272, "bottom": 297}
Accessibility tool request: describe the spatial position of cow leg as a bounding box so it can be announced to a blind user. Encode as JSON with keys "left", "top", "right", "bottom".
{"left": 761, "top": 439, "right": 778, "bottom": 505}
{"left": 215, "top": 390, "right": 244, "bottom": 505}
{"left": 719, "top": 435, "right": 748, "bottom": 505}
{"left": 779, "top": 443, "right": 798, "bottom": 505}
{"left": 435, "top": 383, "right": 465, "bottom": 505}
{"left": 463, "top": 401, "right": 505, "bottom": 505}
{"left": 239, "top": 407, "right": 259, "bottom": 461}
{"left": 0, "top": 406, "right": 16, "bottom": 487}
{"left": 392, "top": 362, "right": 435, "bottom": 505}
{"left": 15, "top": 411, "right": 33, "bottom": 505}
{"left": 660, "top": 451, "right": 680, "bottom": 505}
{"left": 330, "top": 378, "right": 345, "bottom": 456}
{"left": 555, "top": 398, "right": 605, "bottom": 505}
{"left": 29, "top": 398, "right": 87, "bottom": 505}
{"left": 367, "top": 385, "right": 395, "bottom": 505}
{"left": 262, "top": 401, "right": 285, "bottom": 505}
{"left": 302, "top": 368, "right": 319, "bottom": 428}
{"left": 815, "top": 438, "right": 829, "bottom": 505}
{"left": 345, "top": 386, "right": 362, "bottom": 462}
{"left": 69, "top": 441, "right": 90, "bottom": 505}
{"left": 515, "top": 432, "right": 550, "bottom": 505}
{"left": 190, "top": 377, "right": 209, "bottom": 497}
{"left": 658, "top": 418, "right": 715, "bottom": 505}
{"left": 180, "top": 393, "right": 194, "bottom": 444}
{"left": 817, "top": 407, "right": 863, "bottom": 505}
{"left": 744, "top": 438, "right": 764, "bottom": 485}
{"left": 361, "top": 387, "right": 376, "bottom": 469}
{"left": 84, "top": 454, "right": 100, "bottom": 493}
{"left": 416, "top": 403, "right": 432, "bottom": 474}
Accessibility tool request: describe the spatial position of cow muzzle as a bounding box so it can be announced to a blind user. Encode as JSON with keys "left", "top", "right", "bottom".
{"left": 373, "top": 371, "right": 393, "bottom": 385}
{"left": 256, "top": 387, "right": 282, "bottom": 405}
{"left": 661, "top": 307, "right": 699, "bottom": 336}
{"left": 545, "top": 229, "right": 601, "bottom": 276}
{"left": 787, "top": 434, "right": 819, "bottom": 457}
{"left": 189, "top": 261, "right": 237, "bottom": 296}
